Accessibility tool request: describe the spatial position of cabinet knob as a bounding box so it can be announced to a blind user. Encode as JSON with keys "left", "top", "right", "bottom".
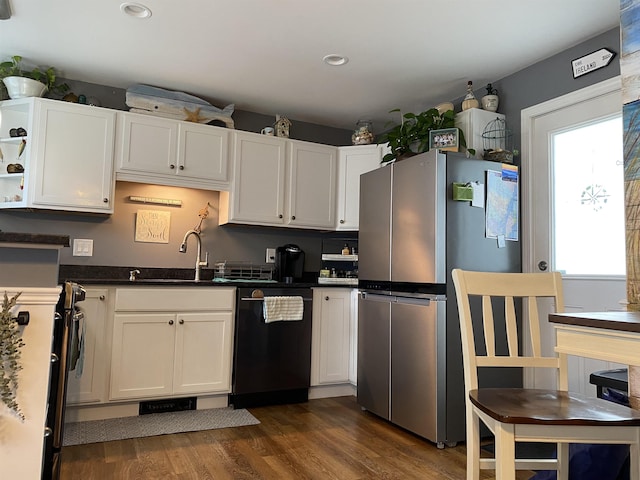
{"left": 179, "top": 319, "right": 184, "bottom": 325}
{"left": 340, "top": 219, "right": 345, "bottom": 224}
{"left": 325, "top": 296, "right": 329, "bottom": 301}
{"left": 168, "top": 320, "right": 174, "bottom": 325}
{"left": 278, "top": 214, "right": 283, "bottom": 219}
{"left": 103, "top": 198, "right": 109, "bottom": 203}
{"left": 170, "top": 164, "right": 175, "bottom": 169}
{"left": 291, "top": 215, "right": 296, "bottom": 220}
{"left": 179, "top": 165, "right": 184, "bottom": 170}
{"left": 99, "top": 295, "right": 105, "bottom": 301}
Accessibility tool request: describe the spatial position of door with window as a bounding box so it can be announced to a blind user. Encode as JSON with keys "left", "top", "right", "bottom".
{"left": 523, "top": 77, "right": 626, "bottom": 394}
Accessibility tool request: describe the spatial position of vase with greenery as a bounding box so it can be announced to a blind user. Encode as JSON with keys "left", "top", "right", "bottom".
{"left": 0, "top": 291, "right": 24, "bottom": 420}
{"left": 0, "top": 55, "right": 69, "bottom": 100}
{"left": 378, "top": 108, "right": 474, "bottom": 164}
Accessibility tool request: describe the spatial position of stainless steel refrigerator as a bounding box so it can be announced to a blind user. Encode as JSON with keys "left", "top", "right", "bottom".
{"left": 357, "top": 150, "right": 520, "bottom": 448}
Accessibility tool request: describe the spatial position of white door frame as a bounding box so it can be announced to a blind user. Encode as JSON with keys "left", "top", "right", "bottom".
{"left": 521, "top": 76, "right": 622, "bottom": 274}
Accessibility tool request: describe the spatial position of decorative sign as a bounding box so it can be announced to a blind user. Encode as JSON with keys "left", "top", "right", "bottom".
{"left": 571, "top": 48, "right": 616, "bottom": 78}
{"left": 135, "top": 210, "right": 171, "bottom": 243}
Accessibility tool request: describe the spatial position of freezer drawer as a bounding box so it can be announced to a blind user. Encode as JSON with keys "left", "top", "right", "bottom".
{"left": 357, "top": 294, "right": 390, "bottom": 419}
{"left": 357, "top": 291, "right": 444, "bottom": 444}
{"left": 391, "top": 300, "right": 439, "bottom": 441}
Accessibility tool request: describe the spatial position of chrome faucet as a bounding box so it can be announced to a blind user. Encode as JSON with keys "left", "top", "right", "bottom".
{"left": 129, "top": 269, "right": 141, "bottom": 281}
{"left": 179, "top": 229, "right": 209, "bottom": 282}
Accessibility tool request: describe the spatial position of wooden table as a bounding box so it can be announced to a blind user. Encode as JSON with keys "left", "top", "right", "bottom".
{"left": 550, "top": 311, "right": 640, "bottom": 408}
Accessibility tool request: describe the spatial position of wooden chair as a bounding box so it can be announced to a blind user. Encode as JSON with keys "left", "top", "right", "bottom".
{"left": 451, "top": 269, "right": 640, "bottom": 480}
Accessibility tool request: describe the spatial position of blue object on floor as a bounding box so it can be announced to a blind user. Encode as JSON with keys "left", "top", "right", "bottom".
{"left": 529, "top": 443, "right": 629, "bottom": 480}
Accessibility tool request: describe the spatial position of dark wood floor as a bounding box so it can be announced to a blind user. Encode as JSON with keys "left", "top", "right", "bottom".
{"left": 60, "top": 396, "right": 534, "bottom": 479}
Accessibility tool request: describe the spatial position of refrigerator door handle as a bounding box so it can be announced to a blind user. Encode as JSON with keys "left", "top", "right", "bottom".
{"left": 394, "top": 296, "right": 432, "bottom": 306}
{"left": 360, "top": 292, "right": 392, "bottom": 303}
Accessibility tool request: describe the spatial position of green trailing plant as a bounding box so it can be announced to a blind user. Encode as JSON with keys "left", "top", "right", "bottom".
{"left": 0, "top": 55, "right": 69, "bottom": 99}
{"left": 378, "top": 108, "right": 474, "bottom": 164}
{"left": 0, "top": 291, "right": 25, "bottom": 420}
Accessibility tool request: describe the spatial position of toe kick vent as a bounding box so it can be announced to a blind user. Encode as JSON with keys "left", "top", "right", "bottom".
{"left": 139, "top": 397, "right": 197, "bottom": 415}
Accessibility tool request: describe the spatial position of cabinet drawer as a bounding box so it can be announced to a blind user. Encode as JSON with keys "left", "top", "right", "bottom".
{"left": 115, "top": 287, "right": 235, "bottom": 311}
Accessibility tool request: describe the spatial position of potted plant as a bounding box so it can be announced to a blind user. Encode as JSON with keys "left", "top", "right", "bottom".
{"left": 378, "top": 107, "right": 474, "bottom": 164}
{"left": 0, "top": 55, "right": 69, "bottom": 100}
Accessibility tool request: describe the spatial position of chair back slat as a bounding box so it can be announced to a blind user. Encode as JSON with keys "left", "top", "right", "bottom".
{"left": 528, "top": 296, "right": 543, "bottom": 357}
{"left": 505, "top": 295, "right": 519, "bottom": 356}
{"left": 452, "top": 269, "right": 565, "bottom": 393}
{"left": 482, "top": 295, "right": 496, "bottom": 356}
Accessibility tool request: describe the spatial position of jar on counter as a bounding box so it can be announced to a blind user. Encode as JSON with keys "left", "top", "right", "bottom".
{"left": 352, "top": 120, "right": 374, "bottom": 145}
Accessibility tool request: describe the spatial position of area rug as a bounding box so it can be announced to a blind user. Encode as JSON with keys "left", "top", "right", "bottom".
{"left": 63, "top": 407, "right": 260, "bottom": 446}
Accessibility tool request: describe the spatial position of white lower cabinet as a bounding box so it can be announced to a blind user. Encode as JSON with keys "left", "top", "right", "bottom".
{"left": 66, "top": 288, "right": 110, "bottom": 405}
{"left": 109, "top": 287, "right": 234, "bottom": 401}
{"left": 311, "top": 288, "right": 355, "bottom": 385}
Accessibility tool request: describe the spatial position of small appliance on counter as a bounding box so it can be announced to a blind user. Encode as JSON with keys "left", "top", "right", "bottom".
{"left": 275, "top": 244, "right": 305, "bottom": 283}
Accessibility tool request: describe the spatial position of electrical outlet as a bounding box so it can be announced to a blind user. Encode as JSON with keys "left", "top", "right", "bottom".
{"left": 73, "top": 238, "right": 94, "bottom": 257}
{"left": 266, "top": 248, "right": 276, "bottom": 263}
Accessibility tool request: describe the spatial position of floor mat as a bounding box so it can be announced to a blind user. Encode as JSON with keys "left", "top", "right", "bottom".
{"left": 63, "top": 407, "right": 260, "bottom": 446}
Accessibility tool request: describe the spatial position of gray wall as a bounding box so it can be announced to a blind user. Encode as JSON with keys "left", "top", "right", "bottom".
{"left": 0, "top": 27, "right": 622, "bottom": 273}
{"left": 456, "top": 27, "right": 621, "bottom": 158}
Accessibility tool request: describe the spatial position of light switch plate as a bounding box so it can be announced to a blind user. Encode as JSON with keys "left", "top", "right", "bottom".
{"left": 73, "top": 238, "right": 94, "bottom": 257}
{"left": 266, "top": 248, "right": 275, "bottom": 263}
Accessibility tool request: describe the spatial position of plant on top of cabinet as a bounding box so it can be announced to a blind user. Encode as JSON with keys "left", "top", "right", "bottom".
{"left": 0, "top": 55, "right": 69, "bottom": 100}
{"left": 0, "top": 291, "right": 24, "bottom": 420}
{"left": 378, "top": 108, "right": 473, "bottom": 164}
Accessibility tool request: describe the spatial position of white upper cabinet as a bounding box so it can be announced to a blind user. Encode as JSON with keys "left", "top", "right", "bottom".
{"left": 219, "top": 131, "right": 337, "bottom": 229}
{"left": 0, "top": 98, "right": 116, "bottom": 213}
{"left": 30, "top": 100, "right": 116, "bottom": 212}
{"left": 335, "top": 144, "right": 383, "bottom": 230}
{"left": 219, "top": 130, "right": 287, "bottom": 225}
{"left": 287, "top": 140, "right": 337, "bottom": 229}
{"left": 116, "top": 111, "right": 230, "bottom": 190}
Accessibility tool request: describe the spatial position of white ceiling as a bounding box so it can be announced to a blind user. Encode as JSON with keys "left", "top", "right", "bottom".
{"left": 0, "top": 0, "right": 621, "bottom": 133}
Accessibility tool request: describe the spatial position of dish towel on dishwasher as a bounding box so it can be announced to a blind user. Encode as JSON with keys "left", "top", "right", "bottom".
{"left": 263, "top": 296, "right": 304, "bottom": 323}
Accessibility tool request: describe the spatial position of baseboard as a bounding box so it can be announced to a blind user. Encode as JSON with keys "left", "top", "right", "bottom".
{"left": 309, "top": 383, "right": 356, "bottom": 399}
{"left": 65, "top": 394, "right": 229, "bottom": 423}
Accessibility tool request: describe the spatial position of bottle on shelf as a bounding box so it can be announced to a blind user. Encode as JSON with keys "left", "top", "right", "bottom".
{"left": 462, "top": 81, "right": 480, "bottom": 111}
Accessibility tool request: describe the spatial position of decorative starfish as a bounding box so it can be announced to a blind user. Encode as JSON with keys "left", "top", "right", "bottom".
{"left": 183, "top": 107, "right": 207, "bottom": 123}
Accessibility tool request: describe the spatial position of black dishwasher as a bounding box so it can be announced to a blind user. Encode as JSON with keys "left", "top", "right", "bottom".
{"left": 230, "top": 287, "right": 313, "bottom": 408}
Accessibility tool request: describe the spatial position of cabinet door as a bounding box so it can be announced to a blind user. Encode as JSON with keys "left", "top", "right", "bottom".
{"left": 66, "top": 289, "right": 109, "bottom": 405}
{"left": 116, "top": 112, "right": 178, "bottom": 176}
{"left": 31, "top": 100, "right": 115, "bottom": 212}
{"left": 311, "top": 288, "right": 351, "bottom": 385}
{"left": 173, "top": 311, "right": 233, "bottom": 395}
{"left": 110, "top": 313, "right": 175, "bottom": 400}
{"left": 336, "top": 145, "right": 382, "bottom": 230}
{"left": 177, "top": 123, "right": 229, "bottom": 184}
{"left": 288, "top": 141, "right": 337, "bottom": 228}
{"left": 227, "top": 131, "right": 287, "bottom": 225}
{"left": 349, "top": 289, "right": 358, "bottom": 385}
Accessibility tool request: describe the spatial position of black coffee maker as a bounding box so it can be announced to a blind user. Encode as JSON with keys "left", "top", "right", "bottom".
{"left": 275, "top": 244, "right": 305, "bottom": 283}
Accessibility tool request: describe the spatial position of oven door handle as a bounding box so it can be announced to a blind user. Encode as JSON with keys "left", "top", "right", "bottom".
{"left": 240, "top": 297, "right": 312, "bottom": 302}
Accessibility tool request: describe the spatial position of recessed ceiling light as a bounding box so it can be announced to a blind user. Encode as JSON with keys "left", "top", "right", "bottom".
{"left": 323, "top": 54, "right": 349, "bottom": 66}
{"left": 120, "top": 2, "right": 152, "bottom": 18}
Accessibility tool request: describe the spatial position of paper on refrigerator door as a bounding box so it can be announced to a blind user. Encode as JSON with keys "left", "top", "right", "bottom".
{"left": 471, "top": 182, "right": 484, "bottom": 208}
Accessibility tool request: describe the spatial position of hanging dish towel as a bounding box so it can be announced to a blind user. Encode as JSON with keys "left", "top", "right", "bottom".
{"left": 263, "top": 296, "right": 304, "bottom": 323}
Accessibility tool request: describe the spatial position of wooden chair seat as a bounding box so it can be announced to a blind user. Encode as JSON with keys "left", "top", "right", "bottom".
{"left": 471, "top": 388, "right": 640, "bottom": 426}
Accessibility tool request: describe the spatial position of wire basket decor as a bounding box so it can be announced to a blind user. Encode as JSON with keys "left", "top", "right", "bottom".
{"left": 482, "top": 117, "right": 514, "bottom": 163}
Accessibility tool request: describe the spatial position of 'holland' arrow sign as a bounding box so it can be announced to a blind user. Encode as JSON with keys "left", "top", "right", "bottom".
{"left": 571, "top": 48, "right": 616, "bottom": 78}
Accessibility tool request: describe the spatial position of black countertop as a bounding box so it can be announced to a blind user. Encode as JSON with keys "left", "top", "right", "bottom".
{"left": 58, "top": 265, "right": 356, "bottom": 289}
{"left": 0, "top": 232, "right": 70, "bottom": 247}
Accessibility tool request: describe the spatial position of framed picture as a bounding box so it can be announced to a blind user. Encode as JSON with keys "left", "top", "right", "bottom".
{"left": 429, "top": 128, "right": 459, "bottom": 152}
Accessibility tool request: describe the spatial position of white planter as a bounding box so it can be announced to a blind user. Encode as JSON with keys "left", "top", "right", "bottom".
{"left": 2, "top": 76, "right": 48, "bottom": 99}
{"left": 481, "top": 94, "right": 499, "bottom": 112}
